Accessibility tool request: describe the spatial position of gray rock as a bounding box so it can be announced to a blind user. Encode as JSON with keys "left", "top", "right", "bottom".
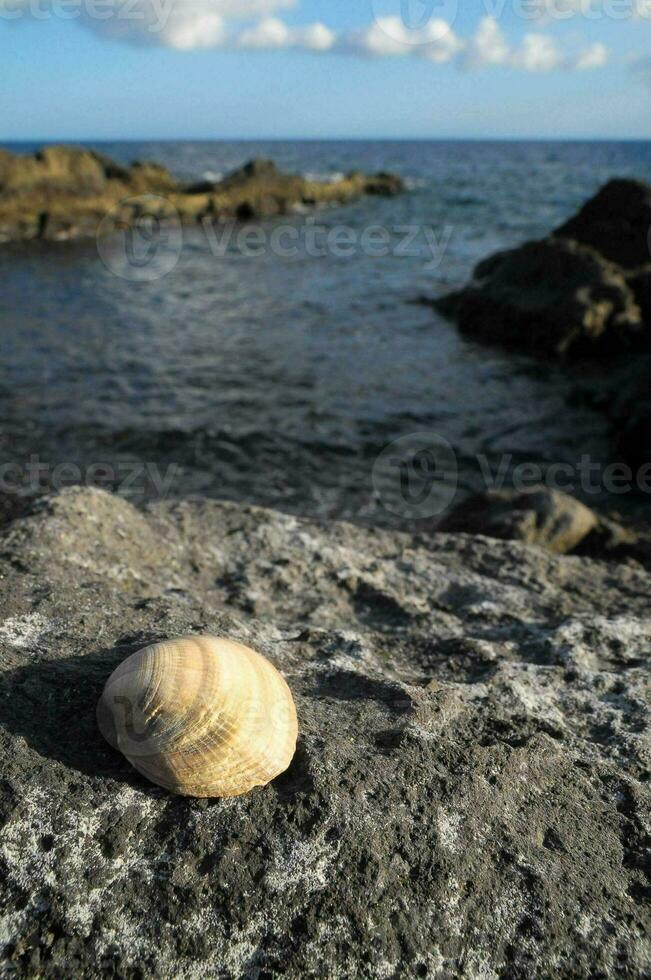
{"left": 0, "top": 488, "right": 649, "bottom": 978}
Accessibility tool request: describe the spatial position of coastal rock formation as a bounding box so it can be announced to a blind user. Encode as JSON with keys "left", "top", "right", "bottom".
{"left": 609, "top": 353, "right": 651, "bottom": 472}
{"left": 434, "top": 178, "right": 651, "bottom": 359}
{"left": 437, "top": 237, "right": 644, "bottom": 358}
{"left": 555, "top": 178, "right": 651, "bottom": 270}
{"left": 0, "top": 487, "right": 649, "bottom": 977}
{"left": 0, "top": 146, "right": 404, "bottom": 243}
{"left": 438, "top": 486, "right": 651, "bottom": 563}
{"left": 433, "top": 178, "right": 651, "bottom": 471}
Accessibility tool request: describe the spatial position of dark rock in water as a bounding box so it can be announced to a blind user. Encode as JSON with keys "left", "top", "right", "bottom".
{"left": 439, "top": 487, "right": 598, "bottom": 554}
{"left": 609, "top": 353, "right": 651, "bottom": 472}
{"left": 0, "top": 487, "right": 649, "bottom": 977}
{"left": 235, "top": 200, "right": 257, "bottom": 221}
{"left": 184, "top": 179, "right": 219, "bottom": 195}
{"left": 221, "top": 157, "right": 281, "bottom": 187}
{"left": 628, "top": 266, "right": 651, "bottom": 323}
{"left": 440, "top": 486, "right": 650, "bottom": 564}
{"left": 363, "top": 171, "right": 405, "bottom": 197}
{"left": 555, "top": 178, "right": 651, "bottom": 270}
{"left": 442, "top": 237, "right": 644, "bottom": 357}
{"left": 431, "top": 178, "right": 651, "bottom": 472}
{"left": 90, "top": 151, "right": 132, "bottom": 183}
{"left": 434, "top": 178, "right": 651, "bottom": 361}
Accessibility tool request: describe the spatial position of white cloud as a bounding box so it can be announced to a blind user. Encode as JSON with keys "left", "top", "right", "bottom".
{"left": 461, "top": 16, "right": 510, "bottom": 70}
{"left": 511, "top": 33, "right": 561, "bottom": 71}
{"left": 459, "top": 15, "right": 606, "bottom": 73}
{"left": 345, "top": 18, "right": 412, "bottom": 57}
{"left": 0, "top": 0, "right": 612, "bottom": 75}
{"left": 160, "top": 5, "right": 226, "bottom": 50}
{"left": 344, "top": 16, "right": 463, "bottom": 64}
{"left": 238, "top": 14, "right": 289, "bottom": 47}
{"left": 532, "top": 0, "right": 651, "bottom": 19}
{"left": 297, "top": 21, "right": 335, "bottom": 51}
{"left": 0, "top": 0, "right": 297, "bottom": 46}
{"left": 572, "top": 40, "right": 608, "bottom": 68}
{"left": 238, "top": 14, "right": 334, "bottom": 50}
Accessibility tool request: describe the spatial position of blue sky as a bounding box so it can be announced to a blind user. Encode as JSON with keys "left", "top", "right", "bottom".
{"left": 1, "top": 0, "right": 650, "bottom": 139}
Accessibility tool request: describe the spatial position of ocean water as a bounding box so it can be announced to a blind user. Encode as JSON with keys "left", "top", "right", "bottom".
{"left": 1, "top": 139, "right": 650, "bottom": 525}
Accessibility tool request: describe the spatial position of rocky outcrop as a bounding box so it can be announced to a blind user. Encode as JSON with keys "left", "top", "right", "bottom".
{"left": 0, "top": 147, "right": 404, "bottom": 243}
{"left": 434, "top": 178, "right": 651, "bottom": 359}
{"left": 0, "top": 487, "right": 649, "bottom": 977}
{"left": 437, "top": 237, "right": 644, "bottom": 358}
{"left": 439, "top": 487, "right": 599, "bottom": 554}
{"left": 432, "top": 178, "right": 651, "bottom": 470}
{"left": 439, "top": 486, "right": 651, "bottom": 563}
{"left": 609, "top": 353, "right": 651, "bottom": 472}
{"left": 555, "top": 178, "right": 651, "bottom": 270}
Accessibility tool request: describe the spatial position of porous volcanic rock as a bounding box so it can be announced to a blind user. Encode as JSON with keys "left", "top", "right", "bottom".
{"left": 0, "top": 148, "right": 404, "bottom": 244}
{"left": 555, "top": 178, "right": 651, "bottom": 270}
{"left": 0, "top": 487, "right": 649, "bottom": 978}
{"left": 437, "top": 237, "right": 644, "bottom": 358}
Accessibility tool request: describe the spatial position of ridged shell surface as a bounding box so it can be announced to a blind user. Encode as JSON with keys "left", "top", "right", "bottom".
{"left": 97, "top": 635, "right": 298, "bottom": 797}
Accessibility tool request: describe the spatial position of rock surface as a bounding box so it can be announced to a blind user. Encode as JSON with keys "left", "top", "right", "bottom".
{"left": 436, "top": 237, "right": 644, "bottom": 358}
{"left": 0, "top": 147, "right": 404, "bottom": 243}
{"left": 0, "top": 487, "right": 649, "bottom": 978}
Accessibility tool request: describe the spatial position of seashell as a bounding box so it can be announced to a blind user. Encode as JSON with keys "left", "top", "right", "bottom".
{"left": 97, "top": 635, "right": 298, "bottom": 798}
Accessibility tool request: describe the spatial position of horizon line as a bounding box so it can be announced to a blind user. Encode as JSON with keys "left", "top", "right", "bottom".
{"left": 2, "top": 135, "right": 651, "bottom": 145}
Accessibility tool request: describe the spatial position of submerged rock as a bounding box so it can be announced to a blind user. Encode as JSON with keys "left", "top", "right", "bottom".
{"left": 0, "top": 487, "right": 649, "bottom": 977}
{"left": 438, "top": 237, "right": 644, "bottom": 358}
{"left": 0, "top": 147, "right": 405, "bottom": 243}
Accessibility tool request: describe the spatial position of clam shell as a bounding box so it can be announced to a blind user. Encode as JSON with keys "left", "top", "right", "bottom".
{"left": 97, "top": 635, "right": 298, "bottom": 798}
